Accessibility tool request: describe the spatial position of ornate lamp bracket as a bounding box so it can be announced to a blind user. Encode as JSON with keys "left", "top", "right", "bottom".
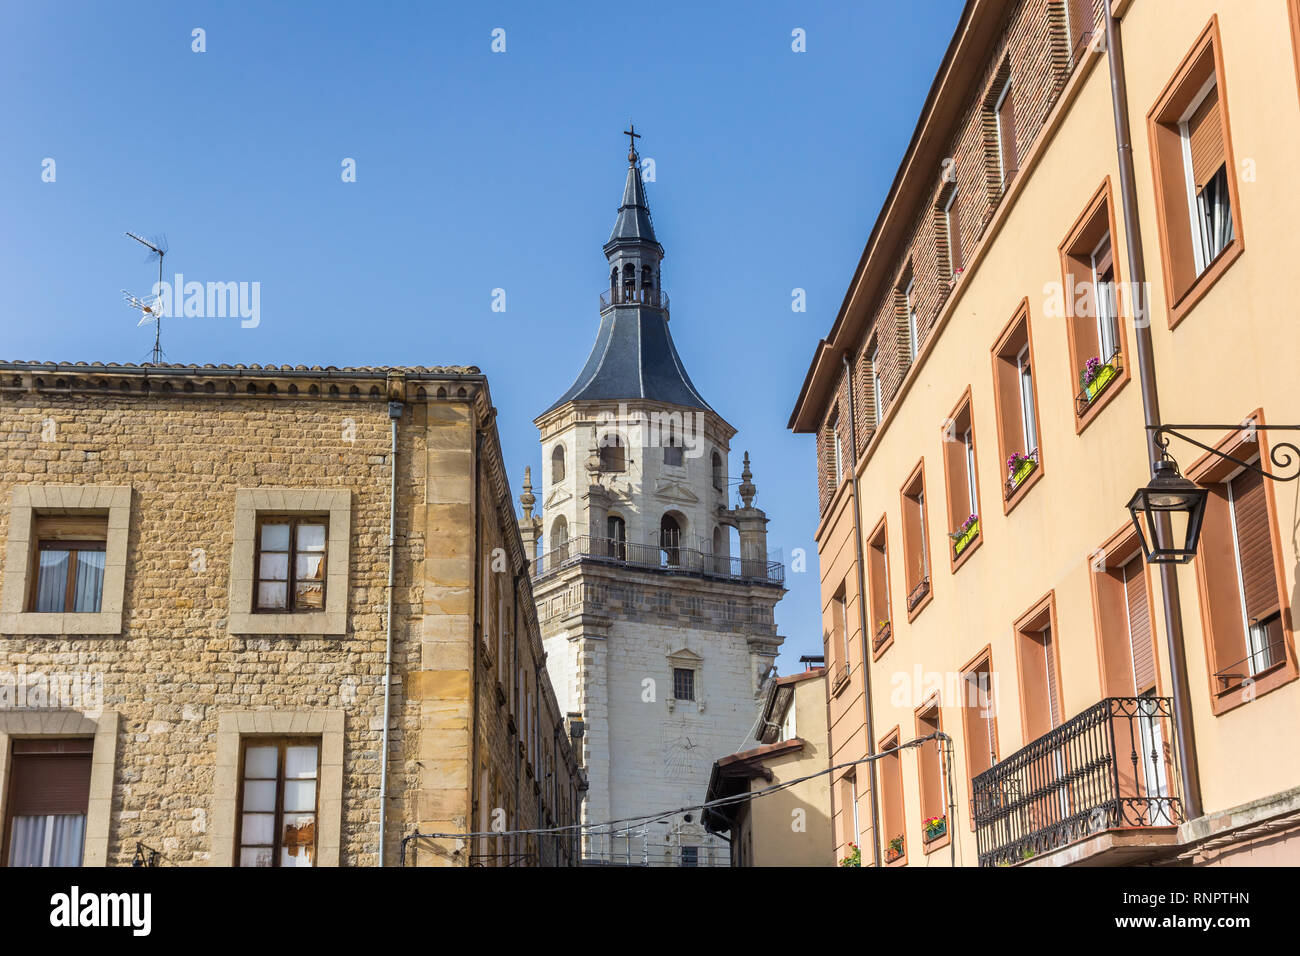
{"left": 1148, "top": 424, "right": 1300, "bottom": 483}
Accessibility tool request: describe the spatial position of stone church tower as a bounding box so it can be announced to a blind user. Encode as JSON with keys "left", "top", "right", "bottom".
{"left": 518, "top": 136, "right": 786, "bottom": 865}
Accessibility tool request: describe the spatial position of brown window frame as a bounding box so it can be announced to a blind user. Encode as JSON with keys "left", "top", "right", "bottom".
{"left": 990, "top": 298, "right": 1045, "bottom": 513}
{"left": 958, "top": 646, "right": 999, "bottom": 831}
{"left": 25, "top": 513, "right": 110, "bottom": 614}
{"left": 914, "top": 698, "right": 949, "bottom": 855}
{"left": 878, "top": 728, "right": 907, "bottom": 866}
{"left": 1291, "top": 0, "right": 1300, "bottom": 106}
{"left": 829, "top": 580, "right": 850, "bottom": 676}
{"left": 235, "top": 735, "right": 322, "bottom": 868}
{"left": 29, "top": 540, "right": 107, "bottom": 614}
{"left": 940, "top": 388, "right": 983, "bottom": 572}
{"left": 253, "top": 516, "right": 329, "bottom": 614}
{"left": 1013, "top": 592, "right": 1065, "bottom": 744}
{"left": 868, "top": 515, "right": 894, "bottom": 659}
{"left": 1145, "top": 15, "right": 1244, "bottom": 329}
{"left": 1185, "top": 413, "right": 1297, "bottom": 716}
{"left": 1089, "top": 524, "right": 1163, "bottom": 700}
{"left": 1059, "top": 177, "right": 1132, "bottom": 433}
{"left": 899, "top": 461, "right": 932, "bottom": 622}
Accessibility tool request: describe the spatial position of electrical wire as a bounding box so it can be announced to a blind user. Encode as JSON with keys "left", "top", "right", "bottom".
{"left": 400, "top": 731, "right": 960, "bottom": 866}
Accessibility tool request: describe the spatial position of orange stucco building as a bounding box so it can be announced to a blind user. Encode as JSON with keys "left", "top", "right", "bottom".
{"left": 790, "top": 0, "right": 1300, "bottom": 866}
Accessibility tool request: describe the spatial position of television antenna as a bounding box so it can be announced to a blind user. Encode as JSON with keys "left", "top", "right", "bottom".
{"left": 123, "top": 232, "right": 168, "bottom": 364}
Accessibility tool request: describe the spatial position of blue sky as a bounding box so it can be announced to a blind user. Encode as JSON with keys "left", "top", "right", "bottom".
{"left": 0, "top": 0, "right": 964, "bottom": 668}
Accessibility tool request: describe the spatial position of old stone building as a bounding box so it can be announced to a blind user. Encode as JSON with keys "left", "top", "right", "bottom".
{"left": 521, "top": 139, "right": 786, "bottom": 865}
{"left": 0, "top": 361, "right": 582, "bottom": 867}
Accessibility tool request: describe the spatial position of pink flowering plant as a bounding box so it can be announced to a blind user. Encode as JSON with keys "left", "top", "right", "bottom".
{"left": 949, "top": 513, "right": 978, "bottom": 540}
{"left": 1079, "top": 356, "right": 1106, "bottom": 389}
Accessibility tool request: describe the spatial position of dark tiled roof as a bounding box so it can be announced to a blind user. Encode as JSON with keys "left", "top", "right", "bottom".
{"left": 543, "top": 307, "right": 713, "bottom": 414}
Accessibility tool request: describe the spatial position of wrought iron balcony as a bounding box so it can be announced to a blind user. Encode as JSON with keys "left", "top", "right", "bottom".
{"left": 972, "top": 696, "right": 1181, "bottom": 867}
{"left": 600, "top": 286, "right": 670, "bottom": 313}
{"left": 534, "top": 533, "right": 783, "bottom": 586}
{"left": 906, "top": 577, "right": 930, "bottom": 612}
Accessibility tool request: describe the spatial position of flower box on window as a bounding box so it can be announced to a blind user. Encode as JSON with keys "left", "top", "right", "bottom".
{"left": 1006, "top": 452, "right": 1037, "bottom": 493}
{"left": 923, "top": 815, "right": 948, "bottom": 843}
{"left": 839, "top": 842, "right": 861, "bottom": 867}
{"left": 1080, "top": 356, "right": 1118, "bottom": 403}
{"left": 886, "top": 835, "right": 905, "bottom": 863}
{"left": 949, "top": 514, "right": 980, "bottom": 557}
{"left": 873, "top": 619, "right": 892, "bottom": 651}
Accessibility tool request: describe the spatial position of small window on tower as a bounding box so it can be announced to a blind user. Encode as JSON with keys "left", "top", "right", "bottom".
{"left": 673, "top": 667, "right": 695, "bottom": 701}
{"left": 599, "top": 434, "right": 626, "bottom": 472}
{"left": 664, "top": 433, "right": 683, "bottom": 467}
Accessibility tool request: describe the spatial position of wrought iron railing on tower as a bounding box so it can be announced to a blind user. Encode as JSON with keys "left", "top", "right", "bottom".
{"left": 600, "top": 286, "right": 670, "bottom": 313}
{"left": 582, "top": 826, "right": 729, "bottom": 867}
{"left": 972, "top": 696, "right": 1181, "bottom": 867}
{"left": 535, "top": 533, "right": 783, "bottom": 586}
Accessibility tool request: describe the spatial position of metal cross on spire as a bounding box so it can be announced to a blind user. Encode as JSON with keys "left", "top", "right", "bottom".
{"left": 623, "top": 122, "right": 641, "bottom": 162}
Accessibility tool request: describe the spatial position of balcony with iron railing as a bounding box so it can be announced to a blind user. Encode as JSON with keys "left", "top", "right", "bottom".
{"left": 534, "top": 533, "right": 783, "bottom": 586}
{"left": 972, "top": 696, "right": 1181, "bottom": 867}
{"left": 600, "top": 286, "right": 670, "bottom": 314}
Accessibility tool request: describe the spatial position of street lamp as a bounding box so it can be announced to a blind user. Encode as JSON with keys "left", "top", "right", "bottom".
{"left": 1125, "top": 458, "right": 1209, "bottom": 565}
{"left": 1127, "top": 424, "right": 1300, "bottom": 566}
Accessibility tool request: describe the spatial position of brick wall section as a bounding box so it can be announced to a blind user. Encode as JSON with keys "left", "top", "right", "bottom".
{"left": 816, "top": 0, "right": 1095, "bottom": 513}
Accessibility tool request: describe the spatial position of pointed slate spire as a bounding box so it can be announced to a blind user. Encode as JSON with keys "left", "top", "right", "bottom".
{"left": 605, "top": 126, "right": 662, "bottom": 254}
{"left": 543, "top": 127, "right": 713, "bottom": 415}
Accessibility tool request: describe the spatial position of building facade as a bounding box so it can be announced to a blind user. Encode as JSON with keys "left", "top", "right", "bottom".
{"left": 0, "top": 361, "right": 582, "bottom": 867}
{"left": 790, "top": 0, "right": 1300, "bottom": 866}
{"left": 525, "top": 141, "right": 786, "bottom": 866}
{"left": 703, "top": 665, "right": 833, "bottom": 867}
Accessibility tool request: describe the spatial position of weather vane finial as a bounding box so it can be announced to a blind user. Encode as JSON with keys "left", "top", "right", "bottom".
{"left": 623, "top": 122, "right": 641, "bottom": 163}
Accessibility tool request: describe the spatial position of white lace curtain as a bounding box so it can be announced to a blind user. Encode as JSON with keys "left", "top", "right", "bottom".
{"left": 7, "top": 814, "right": 86, "bottom": 867}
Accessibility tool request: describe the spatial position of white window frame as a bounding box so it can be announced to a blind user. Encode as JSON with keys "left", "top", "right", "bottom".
{"left": 1016, "top": 344, "right": 1037, "bottom": 454}
{"left": 964, "top": 428, "right": 978, "bottom": 516}
{"left": 832, "top": 424, "right": 843, "bottom": 485}
{"left": 850, "top": 776, "right": 860, "bottom": 846}
{"left": 993, "top": 80, "right": 1013, "bottom": 187}
{"left": 1091, "top": 232, "right": 1119, "bottom": 362}
{"left": 868, "top": 345, "right": 882, "bottom": 426}
{"left": 1177, "top": 74, "right": 1221, "bottom": 275}
{"left": 905, "top": 278, "right": 919, "bottom": 361}
{"left": 943, "top": 189, "right": 960, "bottom": 276}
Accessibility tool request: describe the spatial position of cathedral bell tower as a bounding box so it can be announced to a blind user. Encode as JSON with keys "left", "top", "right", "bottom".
{"left": 523, "top": 130, "right": 785, "bottom": 866}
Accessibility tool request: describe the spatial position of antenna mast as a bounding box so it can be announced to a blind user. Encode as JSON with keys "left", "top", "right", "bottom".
{"left": 125, "top": 232, "right": 167, "bottom": 363}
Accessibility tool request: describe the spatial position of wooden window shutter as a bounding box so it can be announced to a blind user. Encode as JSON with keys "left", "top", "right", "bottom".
{"left": 1231, "top": 468, "right": 1280, "bottom": 622}
{"left": 7, "top": 741, "right": 93, "bottom": 815}
{"left": 999, "top": 87, "right": 1019, "bottom": 180}
{"left": 1187, "top": 84, "right": 1225, "bottom": 192}
{"left": 1124, "top": 559, "right": 1156, "bottom": 693}
{"left": 1043, "top": 628, "right": 1060, "bottom": 727}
